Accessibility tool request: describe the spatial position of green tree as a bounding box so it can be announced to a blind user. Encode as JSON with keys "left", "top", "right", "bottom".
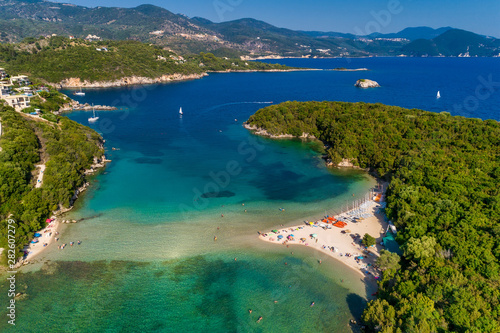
{"left": 363, "top": 233, "right": 376, "bottom": 247}
{"left": 403, "top": 236, "right": 437, "bottom": 261}
{"left": 376, "top": 249, "right": 401, "bottom": 271}
{"left": 362, "top": 299, "right": 397, "bottom": 332}
{"left": 246, "top": 101, "right": 500, "bottom": 331}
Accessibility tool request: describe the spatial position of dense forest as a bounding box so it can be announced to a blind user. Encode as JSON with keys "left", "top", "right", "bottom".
{"left": 0, "top": 103, "right": 103, "bottom": 262}
{"left": 247, "top": 101, "right": 500, "bottom": 332}
{"left": 0, "top": 36, "right": 291, "bottom": 83}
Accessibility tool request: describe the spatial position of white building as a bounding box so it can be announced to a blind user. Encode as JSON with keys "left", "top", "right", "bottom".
{"left": 0, "top": 68, "right": 7, "bottom": 80}
{"left": 0, "top": 83, "right": 12, "bottom": 96}
{"left": 10, "top": 75, "right": 31, "bottom": 86}
{"left": 2, "top": 95, "right": 31, "bottom": 110}
{"left": 16, "top": 86, "right": 33, "bottom": 95}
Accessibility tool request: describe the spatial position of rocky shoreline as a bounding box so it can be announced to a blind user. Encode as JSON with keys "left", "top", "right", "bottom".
{"left": 57, "top": 101, "right": 118, "bottom": 113}
{"left": 57, "top": 73, "right": 208, "bottom": 88}
{"left": 244, "top": 123, "right": 367, "bottom": 170}
{"left": 55, "top": 69, "right": 317, "bottom": 89}
{"left": 243, "top": 123, "right": 316, "bottom": 139}
{"left": 13, "top": 154, "right": 109, "bottom": 268}
{"left": 50, "top": 155, "right": 109, "bottom": 217}
{"left": 355, "top": 79, "right": 380, "bottom": 88}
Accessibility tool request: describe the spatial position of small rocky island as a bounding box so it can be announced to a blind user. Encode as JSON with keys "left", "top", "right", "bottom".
{"left": 355, "top": 79, "right": 380, "bottom": 88}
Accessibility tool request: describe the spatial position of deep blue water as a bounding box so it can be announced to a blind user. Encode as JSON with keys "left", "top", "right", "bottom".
{"left": 1, "top": 58, "right": 498, "bottom": 333}
{"left": 260, "top": 57, "right": 500, "bottom": 120}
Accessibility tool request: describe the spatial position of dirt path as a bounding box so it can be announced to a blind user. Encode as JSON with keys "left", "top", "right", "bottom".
{"left": 35, "top": 164, "right": 45, "bottom": 188}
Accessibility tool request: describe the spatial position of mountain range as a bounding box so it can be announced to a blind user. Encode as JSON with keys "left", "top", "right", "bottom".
{"left": 0, "top": 0, "right": 499, "bottom": 58}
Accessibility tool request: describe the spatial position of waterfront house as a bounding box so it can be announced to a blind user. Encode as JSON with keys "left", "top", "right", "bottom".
{"left": 2, "top": 94, "right": 31, "bottom": 110}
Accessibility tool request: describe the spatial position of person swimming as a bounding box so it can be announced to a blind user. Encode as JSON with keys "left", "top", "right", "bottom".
{"left": 310, "top": 301, "right": 315, "bottom": 307}
{"left": 257, "top": 316, "right": 263, "bottom": 323}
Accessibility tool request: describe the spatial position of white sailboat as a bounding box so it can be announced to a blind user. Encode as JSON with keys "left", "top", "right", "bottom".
{"left": 437, "top": 91, "right": 441, "bottom": 99}
{"left": 179, "top": 107, "right": 183, "bottom": 115}
{"left": 88, "top": 105, "right": 99, "bottom": 123}
{"left": 74, "top": 87, "right": 85, "bottom": 96}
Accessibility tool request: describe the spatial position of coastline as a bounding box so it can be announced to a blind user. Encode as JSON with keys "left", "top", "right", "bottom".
{"left": 259, "top": 199, "right": 388, "bottom": 287}
{"left": 243, "top": 123, "right": 317, "bottom": 139}
{"left": 13, "top": 155, "right": 109, "bottom": 268}
{"left": 56, "top": 73, "right": 208, "bottom": 89}
{"left": 208, "top": 68, "right": 320, "bottom": 73}
{"left": 55, "top": 69, "right": 318, "bottom": 89}
{"left": 244, "top": 121, "right": 390, "bottom": 292}
{"left": 19, "top": 219, "right": 61, "bottom": 266}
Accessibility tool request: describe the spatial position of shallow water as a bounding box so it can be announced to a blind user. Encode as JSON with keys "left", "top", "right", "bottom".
{"left": 3, "top": 57, "right": 498, "bottom": 332}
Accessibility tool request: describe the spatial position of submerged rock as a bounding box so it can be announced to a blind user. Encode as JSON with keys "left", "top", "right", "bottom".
{"left": 201, "top": 191, "right": 236, "bottom": 198}
{"left": 355, "top": 79, "right": 380, "bottom": 88}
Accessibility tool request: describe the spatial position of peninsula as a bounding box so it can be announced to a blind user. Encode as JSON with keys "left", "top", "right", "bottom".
{"left": 0, "top": 37, "right": 297, "bottom": 88}
{"left": 246, "top": 101, "right": 500, "bottom": 332}
{"left": 0, "top": 102, "right": 105, "bottom": 265}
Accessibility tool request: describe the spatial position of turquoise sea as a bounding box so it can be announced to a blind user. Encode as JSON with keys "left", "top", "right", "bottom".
{"left": 1, "top": 57, "right": 499, "bottom": 332}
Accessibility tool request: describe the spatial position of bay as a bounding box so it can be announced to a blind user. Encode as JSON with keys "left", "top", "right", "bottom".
{"left": 2, "top": 57, "right": 499, "bottom": 333}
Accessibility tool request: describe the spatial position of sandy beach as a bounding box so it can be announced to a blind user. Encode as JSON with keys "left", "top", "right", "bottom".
{"left": 259, "top": 199, "right": 389, "bottom": 281}
{"left": 18, "top": 218, "right": 61, "bottom": 266}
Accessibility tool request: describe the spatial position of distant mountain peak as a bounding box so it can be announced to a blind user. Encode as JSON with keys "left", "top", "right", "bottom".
{"left": 403, "top": 28, "right": 500, "bottom": 56}
{"left": 0, "top": 0, "right": 497, "bottom": 58}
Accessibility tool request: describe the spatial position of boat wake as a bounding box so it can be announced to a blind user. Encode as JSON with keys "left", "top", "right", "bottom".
{"left": 208, "top": 101, "right": 273, "bottom": 109}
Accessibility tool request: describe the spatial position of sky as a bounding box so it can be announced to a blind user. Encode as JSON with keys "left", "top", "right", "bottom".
{"left": 61, "top": 0, "right": 500, "bottom": 37}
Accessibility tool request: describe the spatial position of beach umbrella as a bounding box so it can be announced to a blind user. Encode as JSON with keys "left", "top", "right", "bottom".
{"left": 34, "top": 233, "right": 42, "bottom": 237}
{"left": 290, "top": 234, "right": 295, "bottom": 237}
{"left": 46, "top": 218, "right": 51, "bottom": 223}
{"left": 311, "top": 233, "right": 318, "bottom": 238}
{"left": 277, "top": 235, "right": 284, "bottom": 239}
{"left": 272, "top": 229, "right": 278, "bottom": 233}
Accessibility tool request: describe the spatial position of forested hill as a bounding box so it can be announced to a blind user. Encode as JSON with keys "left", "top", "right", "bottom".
{"left": 0, "top": 36, "right": 291, "bottom": 84}
{"left": 0, "top": 104, "right": 104, "bottom": 262}
{"left": 247, "top": 101, "right": 500, "bottom": 332}
{"left": 1, "top": 0, "right": 498, "bottom": 57}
